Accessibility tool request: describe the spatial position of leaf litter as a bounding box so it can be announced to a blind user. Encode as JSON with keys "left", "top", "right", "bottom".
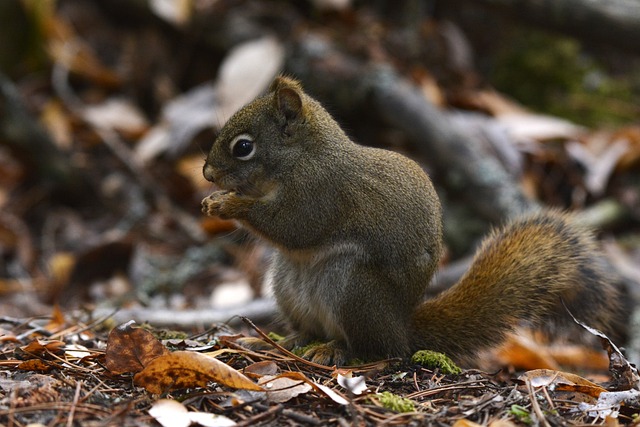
{"left": 2, "top": 312, "right": 639, "bottom": 425}
{"left": 1, "top": 0, "right": 640, "bottom": 426}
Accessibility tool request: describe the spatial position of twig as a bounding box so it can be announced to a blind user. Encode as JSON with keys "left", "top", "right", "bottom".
{"left": 241, "top": 316, "right": 399, "bottom": 372}
{"left": 525, "top": 378, "right": 551, "bottom": 427}
{"left": 66, "top": 380, "right": 82, "bottom": 427}
{"left": 234, "top": 403, "right": 282, "bottom": 427}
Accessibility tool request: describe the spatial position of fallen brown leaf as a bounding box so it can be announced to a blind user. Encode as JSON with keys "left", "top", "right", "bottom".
{"left": 17, "top": 340, "right": 65, "bottom": 360}
{"left": 259, "top": 375, "right": 312, "bottom": 403}
{"left": 17, "top": 359, "right": 54, "bottom": 372}
{"left": 243, "top": 360, "right": 279, "bottom": 378}
{"left": 105, "top": 321, "right": 169, "bottom": 375}
{"left": 133, "top": 350, "right": 264, "bottom": 394}
{"left": 520, "top": 369, "right": 607, "bottom": 399}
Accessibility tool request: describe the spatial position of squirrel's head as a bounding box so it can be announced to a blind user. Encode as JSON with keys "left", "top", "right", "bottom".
{"left": 203, "top": 75, "right": 317, "bottom": 198}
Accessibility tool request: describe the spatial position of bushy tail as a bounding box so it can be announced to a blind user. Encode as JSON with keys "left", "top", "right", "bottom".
{"left": 410, "top": 211, "right": 624, "bottom": 363}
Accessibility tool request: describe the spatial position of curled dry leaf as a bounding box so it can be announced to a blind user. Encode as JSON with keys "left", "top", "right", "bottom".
{"left": 278, "top": 371, "right": 349, "bottom": 405}
{"left": 133, "top": 350, "right": 263, "bottom": 394}
{"left": 259, "top": 375, "right": 313, "bottom": 403}
{"left": 519, "top": 369, "right": 607, "bottom": 399}
{"left": 567, "top": 308, "right": 640, "bottom": 390}
{"left": 105, "top": 321, "right": 169, "bottom": 375}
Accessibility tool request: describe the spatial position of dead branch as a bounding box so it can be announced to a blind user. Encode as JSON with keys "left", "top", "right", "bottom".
{"left": 455, "top": 0, "right": 640, "bottom": 54}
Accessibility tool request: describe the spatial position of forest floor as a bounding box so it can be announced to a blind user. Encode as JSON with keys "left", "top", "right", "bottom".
{"left": 2, "top": 0, "right": 640, "bottom": 425}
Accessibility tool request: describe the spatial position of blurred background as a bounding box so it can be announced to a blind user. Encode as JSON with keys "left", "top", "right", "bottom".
{"left": 1, "top": 0, "right": 639, "bottom": 348}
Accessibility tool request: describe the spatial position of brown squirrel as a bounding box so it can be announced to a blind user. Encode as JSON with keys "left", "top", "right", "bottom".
{"left": 202, "top": 76, "right": 623, "bottom": 366}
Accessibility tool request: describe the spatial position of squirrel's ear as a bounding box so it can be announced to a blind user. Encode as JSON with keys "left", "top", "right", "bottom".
{"left": 271, "top": 76, "right": 303, "bottom": 121}
{"left": 275, "top": 86, "right": 303, "bottom": 121}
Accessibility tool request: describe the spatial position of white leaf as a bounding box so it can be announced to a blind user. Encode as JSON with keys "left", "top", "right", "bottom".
{"left": 149, "top": 399, "right": 237, "bottom": 427}
{"left": 149, "top": 399, "right": 191, "bottom": 427}
{"left": 497, "top": 113, "right": 584, "bottom": 142}
{"left": 83, "top": 98, "right": 148, "bottom": 133}
{"left": 135, "top": 83, "right": 217, "bottom": 162}
{"left": 149, "top": 0, "right": 192, "bottom": 26}
{"left": 313, "top": 382, "right": 349, "bottom": 405}
{"left": 64, "top": 344, "right": 91, "bottom": 359}
{"left": 189, "top": 412, "right": 237, "bottom": 427}
{"left": 216, "top": 37, "right": 285, "bottom": 123}
{"left": 337, "top": 373, "right": 367, "bottom": 395}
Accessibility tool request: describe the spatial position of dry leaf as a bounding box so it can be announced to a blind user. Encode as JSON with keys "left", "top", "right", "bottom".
{"left": 17, "top": 340, "right": 66, "bottom": 360}
{"left": 566, "top": 138, "right": 628, "bottom": 196}
{"left": 64, "top": 344, "right": 91, "bottom": 359}
{"left": 613, "top": 126, "right": 640, "bottom": 170}
{"left": 453, "top": 420, "right": 483, "bottom": 427}
{"left": 582, "top": 389, "right": 640, "bottom": 421}
{"left": 547, "top": 345, "right": 608, "bottom": 371}
{"left": 149, "top": 399, "right": 236, "bottom": 427}
{"left": 497, "top": 113, "right": 584, "bottom": 142}
{"left": 244, "top": 360, "right": 279, "bottom": 378}
{"left": 337, "top": 373, "right": 367, "bottom": 395}
{"left": 26, "top": 0, "right": 121, "bottom": 88}
{"left": 134, "top": 351, "right": 263, "bottom": 394}
{"left": 519, "top": 369, "right": 607, "bottom": 399}
{"left": 83, "top": 98, "right": 148, "bottom": 136}
{"left": 569, "top": 313, "right": 640, "bottom": 391}
{"left": 200, "top": 217, "right": 238, "bottom": 235}
{"left": 48, "top": 253, "right": 75, "bottom": 291}
{"left": 17, "top": 359, "right": 53, "bottom": 372}
{"left": 216, "top": 37, "right": 285, "bottom": 123}
{"left": 278, "top": 371, "right": 349, "bottom": 405}
{"left": 259, "top": 375, "right": 312, "bottom": 403}
{"left": 489, "top": 420, "right": 519, "bottom": 427}
{"left": 136, "top": 83, "right": 217, "bottom": 162}
{"left": 496, "top": 333, "right": 560, "bottom": 370}
{"left": 40, "top": 100, "right": 73, "bottom": 149}
{"left": 105, "top": 321, "right": 170, "bottom": 375}
{"left": 149, "top": 0, "right": 192, "bottom": 26}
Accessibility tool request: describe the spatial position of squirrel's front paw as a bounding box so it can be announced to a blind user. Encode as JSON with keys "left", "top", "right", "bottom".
{"left": 201, "top": 190, "right": 236, "bottom": 218}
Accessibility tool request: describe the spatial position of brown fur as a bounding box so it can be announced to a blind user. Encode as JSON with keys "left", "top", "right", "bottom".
{"left": 202, "top": 76, "right": 623, "bottom": 365}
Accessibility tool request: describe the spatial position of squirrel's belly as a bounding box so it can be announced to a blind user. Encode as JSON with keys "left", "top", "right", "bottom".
{"left": 268, "top": 246, "right": 362, "bottom": 342}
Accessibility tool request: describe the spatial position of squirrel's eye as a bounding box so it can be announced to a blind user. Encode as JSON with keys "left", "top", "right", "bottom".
{"left": 229, "top": 134, "right": 256, "bottom": 160}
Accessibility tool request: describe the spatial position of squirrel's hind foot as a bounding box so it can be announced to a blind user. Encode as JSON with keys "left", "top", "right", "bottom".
{"left": 299, "top": 340, "right": 347, "bottom": 366}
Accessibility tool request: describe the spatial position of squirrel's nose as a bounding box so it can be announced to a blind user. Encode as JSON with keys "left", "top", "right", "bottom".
{"left": 203, "top": 163, "right": 216, "bottom": 182}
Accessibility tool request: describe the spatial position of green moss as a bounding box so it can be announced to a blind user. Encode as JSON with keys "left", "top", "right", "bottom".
{"left": 509, "top": 404, "right": 533, "bottom": 425}
{"left": 411, "top": 350, "right": 462, "bottom": 375}
{"left": 153, "top": 329, "right": 189, "bottom": 340}
{"left": 374, "top": 391, "right": 415, "bottom": 413}
{"left": 491, "top": 29, "right": 639, "bottom": 127}
{"left": 267, "top": 332, "right": 285, "bottom": 342}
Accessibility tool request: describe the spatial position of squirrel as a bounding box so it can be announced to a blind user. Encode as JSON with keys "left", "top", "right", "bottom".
{"left": 201, "top": 76, "right": 624, "bottom": 366}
